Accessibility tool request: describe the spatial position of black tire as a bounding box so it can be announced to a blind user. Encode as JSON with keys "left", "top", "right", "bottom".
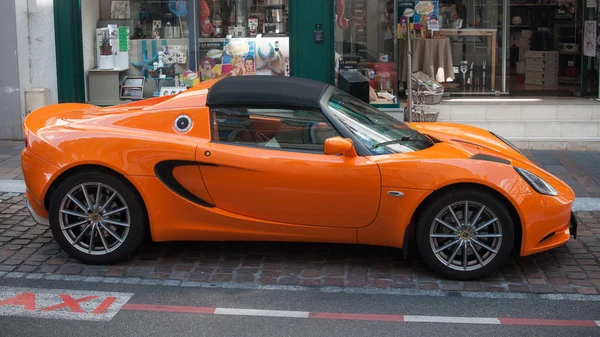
{"left": 416, "top": 188, "right": 515, "bottom": 280}
{"left": 49, "top": 170, "right": 147, "bottom": 264}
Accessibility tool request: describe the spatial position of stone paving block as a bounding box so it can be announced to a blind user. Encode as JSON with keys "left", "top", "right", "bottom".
{"left": 0, "top": 192, "right": 599, "bottom": 294}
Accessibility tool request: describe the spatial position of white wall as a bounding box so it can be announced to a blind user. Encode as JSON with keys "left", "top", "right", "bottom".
{"left": 27, "top": 0, "right": 58, "bottom": 106}
{"left": 82, "top": 0, "right": 101, "bottom": 102}
{"left": 0, "top": 0, "right": 22, "bottom": 139}
{"left": 15, "top": 0, "right": 30, "bottom": 127}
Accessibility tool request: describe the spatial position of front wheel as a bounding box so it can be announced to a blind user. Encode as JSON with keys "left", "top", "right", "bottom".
{"left": 49, "top": 171, "right": 147, "bottom": 264}
{"left": 416, "top": 189, "right": 515, "bottom": 280}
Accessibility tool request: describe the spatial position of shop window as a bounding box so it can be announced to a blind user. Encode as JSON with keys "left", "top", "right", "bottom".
{"left": 334, "top": 1, "right": 399, "bottom": 107}
{"left": 84, "top": 0, "right": 195, "bottom": 106}
{"left": 430, "top": 0, "right": 503, "bottom": 94}
{"left": 211, "top": 107, "right": 340, "bottom": 153}
{"left": 197, "top": 0, "right": 291, "bottom": 80}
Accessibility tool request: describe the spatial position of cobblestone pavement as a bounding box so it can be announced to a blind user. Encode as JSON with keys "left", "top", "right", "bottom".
{"left": 3, "top": 141, "right": 600, "bottom": 196}
{"left": 0, "top": 142, "right": 22, "bottom": 180}
{"left": 1, "top": 193, "right": 599, "bottom": 295}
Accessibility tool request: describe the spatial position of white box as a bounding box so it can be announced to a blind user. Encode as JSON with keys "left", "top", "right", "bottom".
{"left": 525, "top": 50, "right": 559, "bottom": 60}
{"left": 525, "top": 64, "right": 558, "bottom": 73}
{"left": 525, "top": 78, "right": 558, "bottom": 87}
{"left": 526, "top": 57, "right": 559, "bottom": 67}
{"left": 526, "top": 71, "right": 558, "bottom": 81}
{"left": 518, "top": 38, "right": 530, "bottom": 50}
{"left": 521, "top": 30, "right": 533, "bottom": 39}
{"left": 519, "top": 47, "right": 530, "bottom": 61}
{"left": 25, "top": 88, "right": 51, "bottom": 115}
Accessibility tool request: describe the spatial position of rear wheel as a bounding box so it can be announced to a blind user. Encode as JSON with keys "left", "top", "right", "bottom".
{"left": 49, "top": 171, "right": 146, "bottom": 264}
{"left": 416, "top": 189, "right": 514, "bottom": 280}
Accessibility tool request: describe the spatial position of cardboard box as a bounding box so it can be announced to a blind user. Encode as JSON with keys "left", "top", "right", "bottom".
{"left": 525, "top": 64, "right": 558, "bottom": 73}
{"left": 516, "top": 61, "right": 525, "bottom": 74}
{"left": 525, "top": 50, "right": 558, "bottom": 60}
{"left": 526, "top": 71, "right": 558, "bottom": 81}
{"left": 526, "top": 57, "right": 559, "bottom": 67}
{"left": 519, "top": 47, "right": 530, "bottom": 61}
{"left": 521, "top": 30, "right": 533, "bottom": 39}
{"left": 518, "top": 38, "right": 530, "bottom": 50}
{"left": 525, "top": 78, "right": 558, "bottom": 86}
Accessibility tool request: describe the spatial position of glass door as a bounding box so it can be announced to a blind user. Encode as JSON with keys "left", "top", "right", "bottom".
{"left": 334, "top": 1, "right": 400, "bottom": 108}
{"left": 433, "top": 0, "right": 505, "bottom": 95}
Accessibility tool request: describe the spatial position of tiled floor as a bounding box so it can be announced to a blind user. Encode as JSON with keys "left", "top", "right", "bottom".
{"left": 3, "top": 141, "right": 600, "bottom": 197}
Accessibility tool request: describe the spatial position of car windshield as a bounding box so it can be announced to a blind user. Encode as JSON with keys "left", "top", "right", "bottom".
{"left": 327, "top": 89, "right": 434, "bottom": 154}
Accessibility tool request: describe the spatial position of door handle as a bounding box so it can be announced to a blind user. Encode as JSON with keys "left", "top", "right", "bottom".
{"left": 388, "top": 191, "right": 404, "bottom": 197}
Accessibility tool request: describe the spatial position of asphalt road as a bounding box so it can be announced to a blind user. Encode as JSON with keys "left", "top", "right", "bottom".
{"left": 0, "top": 278, "right": 599, "bottom": 337}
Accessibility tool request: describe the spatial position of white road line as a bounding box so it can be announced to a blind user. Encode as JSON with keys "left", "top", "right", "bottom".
{"left": 0, "top": 286, "right": 133, "bottom": 321}
{"left": 403, "top": 315, "right": 502, "bottom": 324}
{"left": 213, "top": 308, "right": 310, "bottom": 318}
{"left": 0, "top": 180, "right": 25, "bottom": 193}
{"left": 573, "top": 198, "right": 600, "bottom": 212}
{"left": 595, "top": 320, "right": 600, "bottom": 327}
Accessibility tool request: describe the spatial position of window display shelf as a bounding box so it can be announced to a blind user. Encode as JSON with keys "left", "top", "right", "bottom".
{"left": 197, "top": 36, "right": 291, "bottom": 80}
{"left": 439, "top": 29, "right": 498, "bottom": 91}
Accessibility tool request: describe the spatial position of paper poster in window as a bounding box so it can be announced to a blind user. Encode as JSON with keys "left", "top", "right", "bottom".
{"left": 222, "top": 39, "right": 255, "bottom": 77}
{"left": 111, "top": 1, "right": 131, "bottom": 19}
{"left": 199, "top": 41, "right": 224, "bottom": 80}
{"left": 413, "top": 1, "right": 438, "bottom": 30}
{"left": 584, "top": 20, "right": 597, "bottom": 57}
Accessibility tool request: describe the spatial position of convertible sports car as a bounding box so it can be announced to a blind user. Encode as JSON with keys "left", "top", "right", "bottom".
{"left": 21, "top": 76, "right": 577, "bottom": 280}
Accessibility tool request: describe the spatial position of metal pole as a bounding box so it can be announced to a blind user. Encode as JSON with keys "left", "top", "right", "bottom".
{"left": 501, "top": 0, "right": 508, "bottom": 93}
{"left": 407, "top": 17, "right": 413, "bottom": 122}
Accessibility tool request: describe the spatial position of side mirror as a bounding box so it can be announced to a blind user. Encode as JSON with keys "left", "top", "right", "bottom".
{"left": 324, "top": 137, "right": 357, "bottom": 158}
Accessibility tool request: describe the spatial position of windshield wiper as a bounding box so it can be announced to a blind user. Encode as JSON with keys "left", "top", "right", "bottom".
{"left": 372, "top": 134, "right": 423, "bottom": 149}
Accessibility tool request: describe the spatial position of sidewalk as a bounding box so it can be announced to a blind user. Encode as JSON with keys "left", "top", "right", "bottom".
{"left": 2, "top": 141, "right": 600, "bottom": 197}
{"left": 0, "top": 141, "right": 22, "bottom": 180}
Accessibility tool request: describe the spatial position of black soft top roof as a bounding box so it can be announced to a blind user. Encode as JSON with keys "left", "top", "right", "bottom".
{"left": 206, "top": 76, "right": 331, "bottom": 109}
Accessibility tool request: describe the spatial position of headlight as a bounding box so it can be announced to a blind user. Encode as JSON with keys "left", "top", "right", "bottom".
{"left": 514, "top": 167, "right": 558, "bottom": 196}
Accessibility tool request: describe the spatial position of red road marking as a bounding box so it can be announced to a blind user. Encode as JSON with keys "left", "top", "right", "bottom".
{"left": 121, "top": 304, "right": 599, "bottom": 327}
{"left": 0, "top": 286, "right": 132, "bottom": 321}
{"left": 40, "top": 295, "right": 98, "bottom": 313}
{"left": 499, "top": 318, "right": 599, "bottom": 327}
{"left": 309, "top": 312, "right": 404, "bottom": 322}
{"left": 0, "top": 292, "right": 36, "bottom": 311}
{"left": 92, "top": 297, "right": 117, "bottom": 315}
{"left": 122, "top": 304, "right": 216, "bottom": 315}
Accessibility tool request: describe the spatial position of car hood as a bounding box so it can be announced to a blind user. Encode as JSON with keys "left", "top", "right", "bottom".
{"left": 369, "top": 122, "right": 573, "bottom": 198}
{"left": 408, "top": 122, "right": 532, "bottom": 165}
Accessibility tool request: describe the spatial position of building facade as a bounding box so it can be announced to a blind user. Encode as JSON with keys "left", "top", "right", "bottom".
{"left": 3, "top": 0, "right": 600, "bottom": 146}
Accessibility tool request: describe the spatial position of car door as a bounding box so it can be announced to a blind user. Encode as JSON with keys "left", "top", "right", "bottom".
{"left": 196, "top": 106, "right": 381, "bottom": 228}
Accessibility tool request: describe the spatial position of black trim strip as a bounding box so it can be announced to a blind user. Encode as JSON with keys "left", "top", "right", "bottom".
{"left": 470, "top": 154, "right": 511, "bottom": 165}
{"left": 154, "top": 160, "right": 216, "bottom": 208}
{"left": 319, "top": 86, "right": 373, "bottom": 157}
{"left": 489, "top": 131, "right": 527, "bottom": 157}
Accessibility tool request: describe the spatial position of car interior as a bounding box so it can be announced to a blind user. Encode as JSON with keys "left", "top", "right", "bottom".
{"left": 212, "top": 108, "right": 340, "bottom": 152}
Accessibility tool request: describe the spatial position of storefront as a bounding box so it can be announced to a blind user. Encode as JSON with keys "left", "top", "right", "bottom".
{"left": 53, "top": 0, "right": 599, "bottom": 109}
{"left": 56, "top": 0, "right": 334, "bottom": 105}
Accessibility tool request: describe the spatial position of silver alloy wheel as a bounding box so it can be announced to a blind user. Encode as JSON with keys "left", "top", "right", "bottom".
{"left": 429, "top": 201, "right": 503, "bottom": 272}
{"left": 58, "top": 183, "right": 130, "bottom": 256}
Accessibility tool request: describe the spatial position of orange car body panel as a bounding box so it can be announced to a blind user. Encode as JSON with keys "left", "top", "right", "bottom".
{"left": 195, "top": 143, "right": 381, "bottom": 228}
{"left": 21, "top": 80, "right": 575, "bottom": 257}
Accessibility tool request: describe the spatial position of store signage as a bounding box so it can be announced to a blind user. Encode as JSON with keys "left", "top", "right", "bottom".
{"left": 339, "top": 57, "right": 359, "bottom": 70}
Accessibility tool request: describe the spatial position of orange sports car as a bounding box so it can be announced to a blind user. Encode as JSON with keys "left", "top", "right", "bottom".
{"left": 21, "top": 76, "right": 576, "bottom": 280}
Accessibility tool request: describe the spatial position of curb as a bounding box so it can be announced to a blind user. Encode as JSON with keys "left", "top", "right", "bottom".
{"left": 3, "top": 271, "right": 600, "bottom": 302}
